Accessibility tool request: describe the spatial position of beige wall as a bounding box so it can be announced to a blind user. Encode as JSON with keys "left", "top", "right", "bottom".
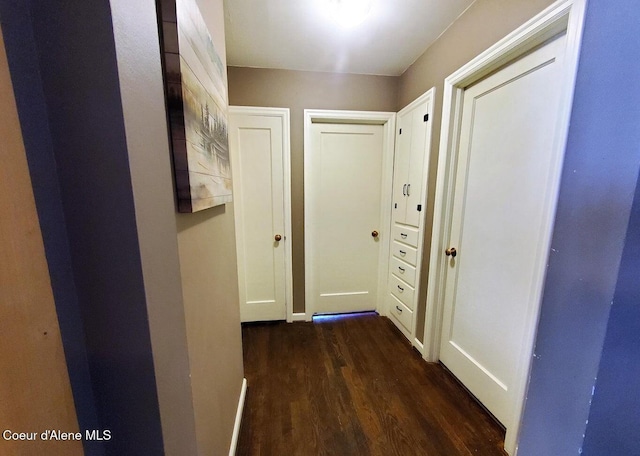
{"left": 111, "top": 0, "right": 244, "bottom": 453}
{"left": 0, "top": 26, "right": 81, "bottom": 456}
{"left": 110, "top": 0, "right": 199, "bottom": 453}
{"left": 176, "top": 0, "right": 245, "bottom": 455}
{"left": 176, "top": 207, "right": 243, "bottom": 455}
{"left": 399, "top": 0, "right": 556, "bottom": 340}
{"left": 228, "top": 67, "right": 399, "bottom": 313}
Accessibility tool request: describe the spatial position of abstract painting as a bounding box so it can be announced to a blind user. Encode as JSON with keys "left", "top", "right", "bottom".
{"left": 159, "top": 0, "right": 232, "bottom": 212}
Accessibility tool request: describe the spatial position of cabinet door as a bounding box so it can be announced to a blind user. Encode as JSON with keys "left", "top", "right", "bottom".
{"left": 391, "top": 118, "right": 411, "bottom": 220}
{"left": 404, "top": 108, "right": 429, "bottom": 227}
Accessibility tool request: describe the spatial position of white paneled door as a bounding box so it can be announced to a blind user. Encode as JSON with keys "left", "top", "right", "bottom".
{"left": 306, "top": 122, "right": 385, "bottom": 315}
{"left": 439, "top": 33, "right": 568, "bottom": 425}
{"left": 229, "top": 107, "right": 291, "bottom": 322}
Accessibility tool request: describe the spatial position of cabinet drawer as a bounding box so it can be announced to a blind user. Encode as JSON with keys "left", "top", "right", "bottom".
{"left": 392, "top": 241, "right": 417, "bottom": 267}
{"left": 391, "top": 256, "right": 416, "bottom": 287}
{"left": 393, "top": 225, "right": 419, "bottom": 247}
{"left": 389, "top": 294, "right": 413, "bottom": 333}
{"left": 389, "top": 274, "right": 415, "bottom": 310}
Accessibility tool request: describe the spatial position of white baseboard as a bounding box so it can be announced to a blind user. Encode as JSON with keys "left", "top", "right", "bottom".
{"left": 291, "top": 312, "right": 307, "bottom": 322}
{"left": 228, "top": 378, "right": 247, "bottom": 456}
{"left": 413, "top": 338, "right": 425, "bottom": 355}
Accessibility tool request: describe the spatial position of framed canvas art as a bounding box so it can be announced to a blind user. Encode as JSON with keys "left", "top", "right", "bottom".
{"left": 159, "top": 0, "right": 232, "bottom": 212}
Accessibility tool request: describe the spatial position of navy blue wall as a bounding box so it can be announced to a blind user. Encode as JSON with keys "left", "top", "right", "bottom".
{"left": 1, "top": 1, "right": 164, "bottom": 454}
{"left": 518, "top": 0, "right": 640, "bottom": 454}
{"left": 582, "top": 171, "right": 640, "bottom": 454}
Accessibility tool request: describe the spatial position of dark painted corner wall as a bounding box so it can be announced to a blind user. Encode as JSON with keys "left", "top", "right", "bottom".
{"left": 1, "top": 0, "right": 163, "bottom": 454}
{"left": 518, "top": 0, "right": 640, "bottom": 454}
{"left": 566, "top": 9, "right": 640, "bottom": 455}
{"left": 582, "top": 169, "right": 640, "bottom": 455}
{"left": 1, "top": 0, "right": 244, "bottom": 454}
{"left": 0, "top": 2, "right": 103, "bottom": 454}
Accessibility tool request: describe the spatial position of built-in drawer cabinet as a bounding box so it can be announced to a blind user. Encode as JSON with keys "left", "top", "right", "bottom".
{"left": 390, "top": 256, "right": 416, "bottom": 287}
{"left": 393, "top": 224, "right": 419, "bottom": 248}
{"left": 389, "top": 294, "right": 413, "bottom": 334}
{"left": 389, "top": 274, "right": 415, "bottom": 310}
{"left": 392, "top": 241, "right": 417, "bottom": 266}
{"left": 385, "top": 87, "right": 434, "bottom": 347}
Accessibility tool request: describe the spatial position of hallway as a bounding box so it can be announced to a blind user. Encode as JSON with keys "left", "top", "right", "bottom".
{"left": 237, "top": 314, "right": 507, "bottom": 455}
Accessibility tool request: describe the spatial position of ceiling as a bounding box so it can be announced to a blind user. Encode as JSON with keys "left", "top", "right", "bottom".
{"left": 224, "top": 0, "right": 475, "bottom": 76}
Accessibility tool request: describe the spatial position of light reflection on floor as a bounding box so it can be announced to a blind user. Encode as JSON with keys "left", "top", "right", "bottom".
{"left": 312, "top": 311, "right": 378, "bottom": 323}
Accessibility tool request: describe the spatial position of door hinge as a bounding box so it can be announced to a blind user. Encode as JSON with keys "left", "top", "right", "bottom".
{"left": 423, "top": 114, "right": 429, "bottom": 122}
{"left": 417, "top": 204, "right": 422, "bottom": 211}
{"left": 399, "top": 128, "right": 402, "bottom": 135}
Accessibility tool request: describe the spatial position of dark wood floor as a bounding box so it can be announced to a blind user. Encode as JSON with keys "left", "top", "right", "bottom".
{"left": 237, "top": 313, "right": 507, "bottom": 456}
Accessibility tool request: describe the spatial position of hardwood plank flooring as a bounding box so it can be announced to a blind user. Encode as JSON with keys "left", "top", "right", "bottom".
{"left": 237, "top": 313, "right": 507, "bottom": 456}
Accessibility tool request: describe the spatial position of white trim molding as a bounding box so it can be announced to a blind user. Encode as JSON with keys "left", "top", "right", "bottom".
{"left": 304, "top": 109, "right": 396, "bottom": 321}
{"left": 422, "top": 1, "right": 587, "bottom": 454}
{"left": 291, "top": 312, "right": 307, "bottom": 322}
{"left": 228, "top": 378, "right": 247, "bottom": 456}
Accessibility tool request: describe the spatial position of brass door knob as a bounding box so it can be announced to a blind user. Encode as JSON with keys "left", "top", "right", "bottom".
{"left": 275, "top": 234, "right": 282, "bottom": 242}
{"left": 445, "top": 247, "right": 457, "bottom": 257}
{"left": 371, "top": 230, "right": 379, "bottom": 238}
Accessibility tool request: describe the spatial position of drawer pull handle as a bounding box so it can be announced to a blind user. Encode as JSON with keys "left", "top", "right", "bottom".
{"left": 400, "top": 233, "right": 408, "bottom": 239}
{"left": 396, "top": 306, "right": 403, "bottom": 313}
{"left": 398, "top": 267, "right": 405, "bottom": 272}
{"left": 399, "top": 250, "right": 406, "bottom": 255}
{"left": 397, "top": 285, "right": 404, "bottom": 292}
{"left": 406, "top": 184, "right": 411, "bottom": 196}
{"left": 402, "top": 184, "right": 407, "bottom": 196}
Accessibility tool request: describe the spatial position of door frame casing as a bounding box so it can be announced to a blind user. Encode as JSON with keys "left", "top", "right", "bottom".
{"left": 229, "top": 106, "right": 294, "bottom": 322}
{"left": 304, "top": 109, "right": 396, "bottom": 321}
{"left": 422, "top": 0, "right": 587, "bottom": 453}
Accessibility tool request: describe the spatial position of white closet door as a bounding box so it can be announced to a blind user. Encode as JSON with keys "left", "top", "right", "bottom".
{"left": 404, "top": 108, "right": 428, "bottom": 228}
{"left": 306, "top": 122, "right": 384, "bottom": 315}
{"left": 440, "top": 34, "right": 567, "bottom": 425}
{"left": 392, "top": 118, "right": 411, "bottom": 218}
{"left": 229, "top": 110, "right": 288, "bottom": 322}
